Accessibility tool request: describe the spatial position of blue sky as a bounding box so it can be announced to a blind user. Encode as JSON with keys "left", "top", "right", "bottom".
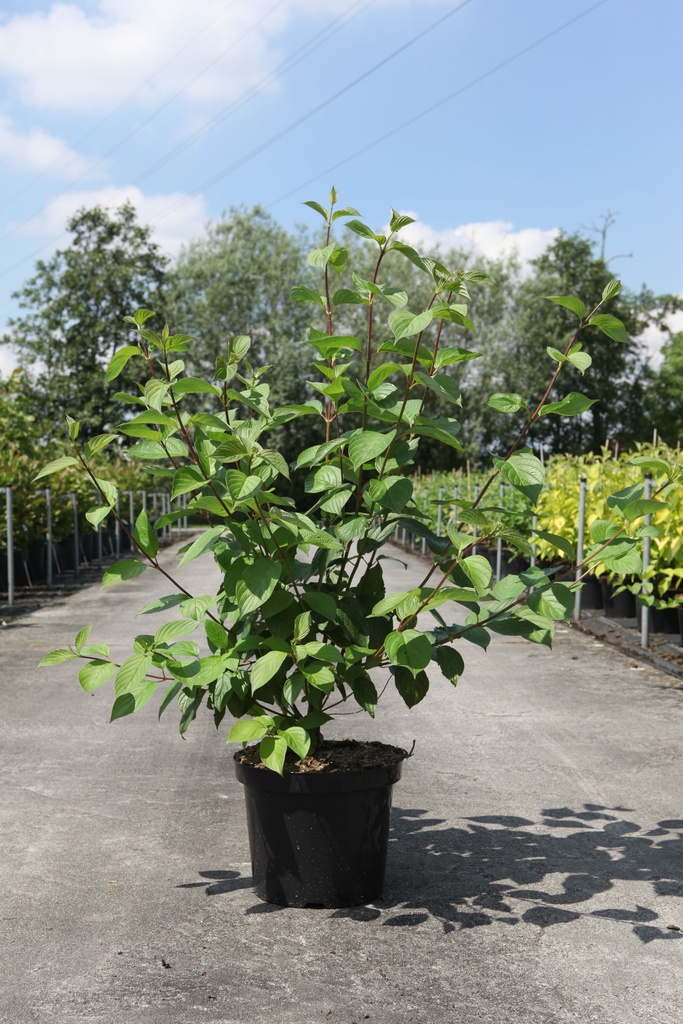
{"left": 0, "top": 0, "right": 681, "bottom": 372}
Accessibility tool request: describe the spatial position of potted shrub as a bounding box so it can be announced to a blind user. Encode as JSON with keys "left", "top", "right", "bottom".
{"left": 37, "top": 193, "right": 679, "bottom": 907}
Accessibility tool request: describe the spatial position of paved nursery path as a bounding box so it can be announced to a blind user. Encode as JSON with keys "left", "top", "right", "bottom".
{"left": 1, "top": 538, "right": 682, "bottom": 1024}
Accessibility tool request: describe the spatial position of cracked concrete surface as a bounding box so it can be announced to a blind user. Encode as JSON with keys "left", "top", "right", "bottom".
{"left": 1, "top": 538, "right": 682, "bottom": 1023}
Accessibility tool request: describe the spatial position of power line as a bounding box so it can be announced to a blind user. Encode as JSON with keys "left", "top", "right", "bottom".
{"left": 268, "top": 0, "right": 612, "bottom": 210}
{"left": 133, "top": 0, "right": 377, "bottom": 188}
{"left": 0, "top": 3, "right": 238, "bottom": 215}
{"left": 0, "top": 0, "right": 288, "bottom": 247}
{"left": 149, "top": 0, "right": 476, "bottom": 227}
{"left": 0, "top": 0, "right": 377, "bottom": 288}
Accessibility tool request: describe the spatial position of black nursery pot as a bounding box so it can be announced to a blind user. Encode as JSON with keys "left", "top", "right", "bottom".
{"left": 234, "top": 749, "right": 404, "bottom": 908}
{"left": 600, "top": 580, "right": 636, "bottom": 618}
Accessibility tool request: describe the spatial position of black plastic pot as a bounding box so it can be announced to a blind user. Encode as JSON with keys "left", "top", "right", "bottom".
{"left": 636, "top": 601, "right": 680, "bottom": 635}
{"left": 234, "top": 751, "right": 404, "bottom": 908}
{"left": 578, "top": 578, "right": 603, "bottom": 610}
{"left": 600, "top": 580, "right": 636, "bottom": 618}
{"left": 678, "top": 607, "right": 683, "bottom": 647}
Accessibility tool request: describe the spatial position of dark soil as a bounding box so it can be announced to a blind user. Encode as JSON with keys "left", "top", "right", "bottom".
{"left": 236, "top": 738, "right": 409, "bottom": 774}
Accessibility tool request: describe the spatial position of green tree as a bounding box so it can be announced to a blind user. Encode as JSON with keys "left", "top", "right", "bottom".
{"left": 652, "top": 330, "right": 683, "bottom": 444}
{"left": 171, "top": 206, "right": 316, "bottom": 464}
{"left": 2, "top": 203, "right": 169, "bottom": 441}
{"left": 480, "top": 233, "right": 662, "bottom": 456}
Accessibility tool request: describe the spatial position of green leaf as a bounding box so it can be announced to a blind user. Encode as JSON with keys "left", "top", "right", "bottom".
{"left": 105, "top": 345, "right": 140, "bottom": 382}
{"left": 154, "top": 619, "right": 199, "bottom": 644}
{"left": 434, "top": 645, "right": 464, "bottom": 684}
{"left": 389, "top": 209, "right": 415, "bottom": 232}
{"left": 566, "top": 348, "right": 592, "bottom": 373}
{"left": 205, "top": 618, "right": 229, "bottom": 650}
{"left": 236, "top": 560, "right": 282, "bottom": 615}
{"left": 138, "top": 594, "right": 185, "bottom": 615}
{"left": 305, "top": 464, "right": 342, "bottom": 494}
{"left": 533, "top": 530, "right": 576, "bottom": 561}
{"left": 302, "top": 591, "right": 337, "bottom": 621}
{"left": 460, "top": 555, "right": 493, "bottom": 597}
{"left": 79, "top": 659, "right": 115, "bottom": 692}
{"left": 545, "top": 295, "right": 586, "bottom": 318}
{"left": 588, "top": 313, "right": 628, "bottom": 343}
{"left": 290, "top": 285, "right": 325, "bottom": 306}
{"left": 434, "top": 347, "right": 480, "bottom": 369}
{"left": 251, "top": 650, "right": 289, "bottom": 693}
{"left": 539, "top": 392, "right": 597, "bottom": 417}
{"left": 260, "top": 735, "right": 287, "bottom": 775}
{"left": 85, "top": 505, "right": 111, "bottom": 528}
{"left": 487, "top": 392, "right": 526, "bottom": 413}
{"left": 348, "top": 431, "right": 393, "bottom": 471}
{"left": 229, "top": 719, "right": 270, "bottom": 742}
{"left": 384, "top": 629, "right": 432, "bottom": 674}
{"left": 34, "top": 456, "right": 79, "bottom": 481}
{"left": 84, "top": 433, "right": 118, "bottom": 460}
{"left": 527, "top": 583, "right": 574, "bottom": 620}
{"left": 621, "top": 498, "right": 668, "bottom": 521}
{"left": 303, "top": 199, "right": 328, "bottom": 220}
{"left": 279, "top": 726, "right": 311, "bottom": 760}
{"left": 168, "top": 655, "right": 227, "bottom": 688}
{"left": 102, "top": 559, "right": 147, "bottom": 588}
{"left": 39, "top": 648, "right": 77, "bottom": 667}
{"left": 172, "top": 377, "right": 220, "bottom": 396}
{"left": 627, "top": 456, "right": 670, "bottom": 477}
{"left": 493, "top": 451, "right": 545, "bottom": 505}
{"left": 391, "top": 665, "right": 429, "bottom": 707}
{"left": 345, "top": 219, "right": 384, "bottom": 243}
{"left": 388, "top": 308, "right": 433, "bottom": 340}
{"left": 307, "top": 243, "right": 336, "bottom": 268}
{"left": 350, "top": 676, "right": 378, "bottom": 716}
{"left": 171, "top": 466, "right": 205, "bottom": 499}
{"left": 601, "top": 279, "right": 622, "bottom": 302}
{"left": 177, "top": 526, "right": 224, "bottom": 567}
{"left": 134, "top": 509, "right": 158, "bottom": 558}
{"left": 367, "top": 363, "right": 403, "bottom": 390}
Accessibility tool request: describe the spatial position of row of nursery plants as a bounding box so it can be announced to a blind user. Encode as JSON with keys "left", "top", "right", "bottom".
{"left": 411, "top": 441, "right": 683, "bottom": 609}
{"left": 0, "top": 447, "right": 171, "bottom": 554}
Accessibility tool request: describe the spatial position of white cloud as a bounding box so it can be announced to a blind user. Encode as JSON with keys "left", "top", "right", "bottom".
{"left": 395, "top": 213, "right": 560, "bottom": 265}
{"left": 0, "top": 0, "right": 413, "bottom": 113}
{"left": 21, "top": 185, "right": 208, "bottom": 256}
{"left": 0, "top": 114, "right": 91, "bottom": 176}
{"left": 638, "top": 304, "right": 683, "bottom": 368}
{"left": 0, "top": 345, "right": 19, "bottom": 377}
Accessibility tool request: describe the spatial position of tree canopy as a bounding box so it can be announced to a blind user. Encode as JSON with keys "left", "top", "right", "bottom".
{"left": 1, "top": 203, "right": 169, "bottom": 441}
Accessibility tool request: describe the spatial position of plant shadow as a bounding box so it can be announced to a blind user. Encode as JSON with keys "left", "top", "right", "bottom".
{"left": 180, "top": 805, "right": 683, "bottom": 943}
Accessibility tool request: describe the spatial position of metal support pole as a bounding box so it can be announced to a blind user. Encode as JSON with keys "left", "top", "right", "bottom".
{"left": 495, "top": 483, "right": 504, "bottom": 583}
{"left": 115, "top": 494, "right": 121, "bottom": 557}
{"left": 6, "top": 487, "right": 14, "bottom": 607}
{"left": 71, "top": 491, "right": 79, "bottom": 581}
{"left": 641, "top": 473, "right": 652, "bottom": 649}
{"left": 97, "top": 522, "right": 103, "bottom": 569}
{"left": 530, "top": 513, "right": 538, "bottom": 568}
{"left": 141, "top": 490, "right": 147, "bottom": 514}
{"left": 452, "top": 485, "right": 458, "bottom": 525}
{"left": 421, "top": 498, "right": 427, "bottom": 556}
{"left": 472, "top": 486, "right": 479, "bottom": 556}
{"left": 128, "top": 491, "right": 135, "bottom": 552}
{"left": 152, "top": 492, "right": 158, "bottom": 518}
{"left": 437, "top": 487, "right": 443, "bottom": 537}
{"left": 573, "top": 476, "right": 587, "bottom": 621}
{"left": 45, "top": 487, "right": 53, "bottom": 588}
{"left": 182, "top": 493, "right": 188, "bottom": 530}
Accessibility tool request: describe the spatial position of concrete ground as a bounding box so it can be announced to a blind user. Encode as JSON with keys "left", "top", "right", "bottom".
{"left": 1, "top": 538, "right": 682, "bottom": 1024}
